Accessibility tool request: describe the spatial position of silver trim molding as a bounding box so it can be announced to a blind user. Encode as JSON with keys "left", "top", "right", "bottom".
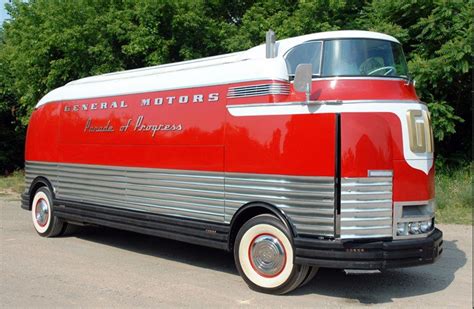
{"left": 227, "top": 99, "right": 420, "bottom": 110}
{"left": 25, "top": 161, "right": 335, "bottom": 237}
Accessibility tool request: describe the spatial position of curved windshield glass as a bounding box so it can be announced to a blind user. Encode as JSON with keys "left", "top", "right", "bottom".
{"left": 321, "top": 39, "right": 408, "bottom": 78}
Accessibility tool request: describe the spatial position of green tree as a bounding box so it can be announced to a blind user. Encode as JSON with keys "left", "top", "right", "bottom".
{"left": 224, "top": 0, "right": 366, "bottom": 51}
{"left": 354, "top": 0, "right": 473, "bottom": 167}
{"left": 0, "top": 0, "right": 472, "bottom": 172}
{"left": 0, "top": 0, "right": 254, "bottom": 172}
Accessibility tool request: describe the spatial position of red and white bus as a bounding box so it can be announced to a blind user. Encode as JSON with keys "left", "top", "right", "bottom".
{"left": 22, "top": 30, "right": 442, "bottom": 294}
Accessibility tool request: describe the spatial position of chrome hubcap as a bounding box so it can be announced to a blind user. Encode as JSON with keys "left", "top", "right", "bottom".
{"left": 35, "top": 199, "right": 49, "bottom": 227}
{"left": 250, "top": 234, "right": 286, "bottom": 277}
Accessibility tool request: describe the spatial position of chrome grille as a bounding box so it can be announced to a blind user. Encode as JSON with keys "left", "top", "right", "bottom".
{"left": 227, "top": 83, "right": 290, "bottom": 98}
{"left": 340, "top": 177, "right": 393, "bottom": 239}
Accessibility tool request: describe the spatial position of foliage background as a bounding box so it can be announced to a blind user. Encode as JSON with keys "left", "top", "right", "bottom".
{"left": 0, "top": 0, "right": 472, "bottom": 174}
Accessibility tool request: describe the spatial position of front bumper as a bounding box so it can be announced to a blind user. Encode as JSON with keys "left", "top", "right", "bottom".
{"left": 294, "top": 228, "right": 443, "bottom": 269}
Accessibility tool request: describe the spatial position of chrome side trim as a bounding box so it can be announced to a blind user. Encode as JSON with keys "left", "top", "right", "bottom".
{"left": 226, "top": 99, "right": 420, "bottom": 110}
{"left": 25, "top": 161, "right": 335, "bottom": 236}
{"left": 225, "top": 172, "right": 335, "bottom": 236}
{"left": 310, "top": 76, "right": 409, "bottom": 81}
{"left": 25, "top": 162, "right": 59, "bottom": 193}
{"left": 26, "top": 162, "right": 225, "bottom": 222}
{"left": 340, "top": 177, "right": 393, "bottom": 239}
{"left": 227, "top": 83, "right": 290, "bottom": 98}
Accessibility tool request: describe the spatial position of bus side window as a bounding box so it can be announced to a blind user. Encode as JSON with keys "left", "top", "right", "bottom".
{"left": 285, "top": 41, "right": 322, "bottom": 79}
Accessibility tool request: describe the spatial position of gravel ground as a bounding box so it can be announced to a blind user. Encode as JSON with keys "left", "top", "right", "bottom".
{"left": 1, "top": 194, "right": 472, "bottom": 308}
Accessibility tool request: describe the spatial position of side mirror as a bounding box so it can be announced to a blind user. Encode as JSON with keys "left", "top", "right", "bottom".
{"left": 294, "top": 64, "right": 312, "bottom": 103}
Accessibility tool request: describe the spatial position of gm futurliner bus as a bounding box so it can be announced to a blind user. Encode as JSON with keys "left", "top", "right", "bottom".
{"left": 22, "top": 30, "right": 442, "bottom": 294}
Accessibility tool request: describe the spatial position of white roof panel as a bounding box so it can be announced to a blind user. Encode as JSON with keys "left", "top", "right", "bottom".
{"left": 36, "top": 30, "right": 400, "bottom": 107}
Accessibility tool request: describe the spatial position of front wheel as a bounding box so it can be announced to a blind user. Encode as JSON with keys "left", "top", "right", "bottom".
{"left": 234, "top": 214, "right": 310, "bottom": 294}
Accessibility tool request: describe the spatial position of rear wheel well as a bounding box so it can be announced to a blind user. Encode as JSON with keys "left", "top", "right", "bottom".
{"left": 228, "top": 202, "right": 295, "bottom": 251}
{"left": 28, "top": 177, "right": 54, "bottom": 210}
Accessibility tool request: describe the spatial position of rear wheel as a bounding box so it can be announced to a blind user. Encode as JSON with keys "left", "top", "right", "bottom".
{"left": 61, "top": 222, "right": 81, "bottom": 236}
{"left": 31, "top": 187, "right": 65, "bottom": 237}
{"left": 234, "top": 214, "right": 309, "bottom": 294}
{"left": 300, "top": 266, "right": 319, "bottom": 287}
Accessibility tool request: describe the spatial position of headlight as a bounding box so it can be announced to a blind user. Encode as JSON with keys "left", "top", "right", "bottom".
{"left": 408, "top": 222, "right": 421, "bottom": 234}
{"left": 396, "top": 220, "right": 434, "bottom": 236}
{"left": 394, "top": 200, "right": 436, "bottom": 238}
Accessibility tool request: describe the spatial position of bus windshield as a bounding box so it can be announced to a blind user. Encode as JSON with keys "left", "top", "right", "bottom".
{"left": 321, "top": 39, "right": 409, "bottom": 78}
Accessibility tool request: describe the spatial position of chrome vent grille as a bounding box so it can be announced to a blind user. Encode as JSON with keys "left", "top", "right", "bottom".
{"left": 227, "top": 83, "right": 290, "bottom": 98}
{"left": 340, "top": 177, "right": 393, "bottom": 239}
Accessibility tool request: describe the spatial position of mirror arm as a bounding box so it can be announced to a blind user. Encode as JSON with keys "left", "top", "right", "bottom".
{"left": 293, "top": 63, "right": 313, "bottom": 103}
{"left": 305, "top": 84, "right": 310, "bottom": 103}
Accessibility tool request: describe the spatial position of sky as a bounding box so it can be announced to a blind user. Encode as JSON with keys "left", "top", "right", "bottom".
{"left": 0, "top": 0, "right": 11, "bottom": 26}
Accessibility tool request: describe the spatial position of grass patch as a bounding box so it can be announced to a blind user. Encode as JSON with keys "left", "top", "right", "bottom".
{"left": 0, "top": 170, "right": 25, "bottom": 196}
{"left": 435, "top": 166, "right": 472, "bottom": 225}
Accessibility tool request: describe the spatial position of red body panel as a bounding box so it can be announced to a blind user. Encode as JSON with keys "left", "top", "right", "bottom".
{"left": 227, "top": 79, "right": 418, "bottom": 105}
{"left": 393, "top": 160, "right": 435, "bottom": 201}
{"left": 26, "top": 78, "right": 432, "bottom": 203}
{"left": 225, "top": 114, "right": 335, "bottom": 176}
{"left": 306, "top": 79, "right": 418, "bottom": 101}
{"left": 341, "top": 113, "right": 434, "bottom": 202}
{"left": 55, "top": 85, "right": 227, "bottom": 171}
{"left": 25, "top": 103, "right": 61, "bottom": 162}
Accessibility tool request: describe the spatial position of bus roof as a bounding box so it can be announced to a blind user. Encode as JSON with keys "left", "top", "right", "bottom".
{"left": 37, "top": 30, "right": 399, "bottom": 107}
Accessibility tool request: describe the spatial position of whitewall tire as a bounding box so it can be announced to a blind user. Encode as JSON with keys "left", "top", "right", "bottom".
{"left": 31, "top": 187, "right": 65, "bottom": 237}
{"left": 234, "top": 214, "right": 310, "bottom": 294}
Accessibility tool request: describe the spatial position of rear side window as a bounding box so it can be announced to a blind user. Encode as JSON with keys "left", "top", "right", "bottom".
{"left": 285, "top": 41, "right": 323, "bottom": 77}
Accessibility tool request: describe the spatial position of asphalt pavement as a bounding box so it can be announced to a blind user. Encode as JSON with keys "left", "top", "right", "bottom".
{"left": 1, "top": 194, "right": 472, "bottom": 308}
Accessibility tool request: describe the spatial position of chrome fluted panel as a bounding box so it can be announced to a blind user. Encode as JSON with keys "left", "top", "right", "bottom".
{"left": 25, "top": 161, "right": 336, "bottom": 236}
{"left": 340, "top": 177, "right": 393, "bottom": 239}
{"left": 26, "top": 161, "right": 225, "bottom": 222}
{"left": 225, "top": 172, "right": 335, "bottom": 236}
{"left": 25, "top": 161, "right": 59, "bottom": 192}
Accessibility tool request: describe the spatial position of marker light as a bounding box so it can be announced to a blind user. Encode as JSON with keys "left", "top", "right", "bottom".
{"left": 420, "top": 220, "right": 433, "bottom": 233}
{"left": 397, "top": 223, "right": 408, "bottom": 236}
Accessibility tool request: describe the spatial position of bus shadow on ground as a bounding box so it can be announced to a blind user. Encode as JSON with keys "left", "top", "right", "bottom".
{"left": 74, "top": 226, "right": 465, "bottom": 304}
{"left": 74, "top": 225, "right": 238, "bottom": 275}
{"left": 294, "top": 239, "right": 466, "bottom": 303}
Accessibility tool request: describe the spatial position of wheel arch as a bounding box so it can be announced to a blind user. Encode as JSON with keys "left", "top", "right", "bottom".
{"left": 27, "top": 176, "right": 55, "bottom": 210}
{"left": 228, "top": 201, "right": 297, "bottom": 251}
